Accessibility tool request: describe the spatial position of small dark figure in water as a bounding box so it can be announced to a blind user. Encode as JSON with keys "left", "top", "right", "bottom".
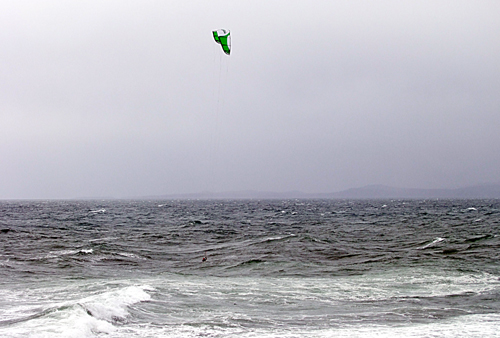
{"left": 202, "top": 253, "right": 207, "bottom": 262}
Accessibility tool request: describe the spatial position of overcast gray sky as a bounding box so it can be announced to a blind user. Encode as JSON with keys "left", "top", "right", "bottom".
{"left": 1, "top": 0, "right": 499, "bottom": 199}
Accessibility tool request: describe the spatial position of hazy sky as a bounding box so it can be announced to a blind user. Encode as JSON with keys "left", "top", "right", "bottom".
{"left": 1, "top": 1, "right": 499, "bottom": 199}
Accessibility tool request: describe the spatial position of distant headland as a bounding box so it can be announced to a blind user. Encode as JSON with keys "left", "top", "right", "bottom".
{"left": 148, "top": 183, "right": 500, "bottom": 200}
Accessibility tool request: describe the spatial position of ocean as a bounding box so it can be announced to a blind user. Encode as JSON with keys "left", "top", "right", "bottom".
{"left": 0, "top": 199, "right": 499, "bottom": 337}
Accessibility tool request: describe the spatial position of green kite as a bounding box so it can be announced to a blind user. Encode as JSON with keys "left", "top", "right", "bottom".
{"left": 213, "top": 29, "right": 231, "bottom": 55}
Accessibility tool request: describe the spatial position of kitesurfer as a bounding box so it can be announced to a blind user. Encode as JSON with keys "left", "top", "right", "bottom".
{"left": 202, "top": 253, "right": 207, "bottom": 262}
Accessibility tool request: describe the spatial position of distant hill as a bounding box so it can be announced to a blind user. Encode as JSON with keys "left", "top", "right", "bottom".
{"left": 323, "top": 183, "right": 500, "bottom": 199}
{"left": 150, "top": 183, "right": 500, "bottom": 200}
{"left": 148, "top": 190, "right": 310, "bottom": 200}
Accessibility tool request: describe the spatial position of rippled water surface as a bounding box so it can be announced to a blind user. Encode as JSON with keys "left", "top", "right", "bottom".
{"left": 1, "top": 199, "right": 499, "bottom": 337}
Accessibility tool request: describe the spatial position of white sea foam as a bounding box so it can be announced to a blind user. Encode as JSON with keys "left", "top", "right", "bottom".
{"left": 0, "top": 305, "right": 116, "bottom": 338}
{"left": 89, "top": 209, "right": 106, "bottom": 214}
{"left": 36, "top": 250, "right": 77, "bottom": 260}
{"left": 80, "top": 285, "right": 152, "bottom": 322}
{"left": 155, "top": 267, "right": 499, "bottom": 310}
{"left": 1, "top": 269, "right": 499, "bottom": 338}
{"left": 419, "top": 237, "right": 445, "bottom": 249}
{"left": 115, "top": 252, "right": 145, "bottom": 260}
{"left": 39, "top": 248, "right": 93, "bottom": 260}
{"left": 324, "top": 313, "right": 500, "bottom": 338}
{"left": 116, "top": 271, "right": 500, "bottom": 338}
{"left": 262, "top": 234, "right": 296, "bottom": 242}
{"left": 97, "top": 313, "right": 500, "bottom": 338}
{"left": 0, "top": 284, "right": 152, "bottom": 338}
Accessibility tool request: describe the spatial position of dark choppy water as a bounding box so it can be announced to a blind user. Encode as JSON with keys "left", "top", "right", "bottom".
{"left": 0, "top": 199, "right": 499, "bottom": 337}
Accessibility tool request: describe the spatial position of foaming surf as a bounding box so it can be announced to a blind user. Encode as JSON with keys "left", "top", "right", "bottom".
{"left": 0, "top": 284, "right": 152, "bottom": 338}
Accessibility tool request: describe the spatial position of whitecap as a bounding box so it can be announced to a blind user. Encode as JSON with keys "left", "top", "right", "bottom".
{"left": 80, "top": 285, "right": 152, "bottom": 323}
{"left": 0, "top": 303, "right": 116, "bottom": 338}
{"left": 40, "top": 250, "right": 78, "bottom": 259}
{"left": 116, "top": 252, "right": 144, "bottom": 260}
{"left": 419, "top": 237, "right": 445, "bottom": 249}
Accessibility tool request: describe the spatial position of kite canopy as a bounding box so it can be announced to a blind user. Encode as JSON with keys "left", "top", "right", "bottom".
{"left": 213, "top": 29, "right": 231, "bottom": 55}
